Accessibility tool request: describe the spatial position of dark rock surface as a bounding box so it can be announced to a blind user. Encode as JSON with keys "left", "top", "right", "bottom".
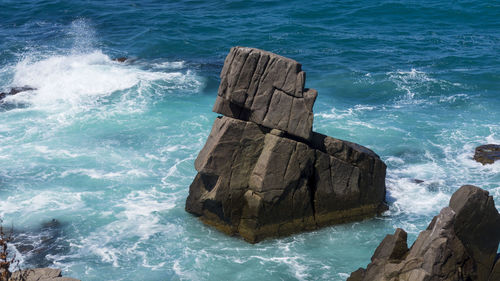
{"left": 347, "top": 185, "right": 500, "bottom": 281}
{"left": 9, "top": 268, "right": 79, "bottom": 281}
{"left": 0, "top": 87, "right": 36, "bottom": 101}
{"left": 474, "top": 144, "right": 500, "bottom": 165}
{"left": 213, "top": 47, "right": 317, "bottom": 140}
{"left": 186, "top": 47, "right": 387, "bottom": 243}
{"left": 490, "top": 256, "right": 500, "bottom": 281}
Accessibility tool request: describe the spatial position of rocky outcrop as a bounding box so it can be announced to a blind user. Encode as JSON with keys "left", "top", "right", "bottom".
{"left": 347, "top": 185, "right": 500, "bottom": 281}
{"left": 9, "top": 268, "right": 79, "bottom": 281}
{"left": 474, "top": 144, "right": 500, "bottom": 165}
{"left": 185, "top": 47, "right": 387, "bottom": 243}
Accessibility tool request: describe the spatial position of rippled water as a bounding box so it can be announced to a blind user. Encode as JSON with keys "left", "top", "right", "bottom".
{"left": 0, "top": 1, "right": 499, "bottom": 280}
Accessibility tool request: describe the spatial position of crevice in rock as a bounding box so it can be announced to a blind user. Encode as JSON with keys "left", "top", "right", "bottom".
{"left": 248, "top": 57, "right": 269, "bottom": 106}
{"left": 237, "top": 51, "right": 260, "bottom": 119}
{"left": 231, "top": 49, "right": 251, "bottom": 91}
{"left": 260, "top": 87, "right": 278, "bottom": 125}
{"left": 308, "top": 152, "right": 318, "bottom": 223}
{"left": 200, "top": 174, "right": 219, "bottom": 192}
{"left": 248, "top": 56, "right": 276, "bottom": 113}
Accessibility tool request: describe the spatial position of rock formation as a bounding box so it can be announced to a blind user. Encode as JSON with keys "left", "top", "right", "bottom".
{"left": 347, "top": 185, "right": 500, "bottom": 281}
{"left": 9, "top": 268, "right": 79, "bottom": 281}
{"left": 474, "top": 144, "right": 500, "bottom": 165}
{"left": 185, "top": 47, "right": 387, "bottom": 243}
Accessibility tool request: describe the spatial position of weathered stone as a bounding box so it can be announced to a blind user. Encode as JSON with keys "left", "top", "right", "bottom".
{"left": 371, "top": 228, "right": 409, "bottom": 263}
{"left": 474, "top": 144, "right": 500, "bottom": 165}
{"left": 9, "top": 268, "right": 80, "bottom": 281}
{"left": 213, "top": 46, "right": 317, "bottom": 140}
{"left": 186, "top": 47, "right": 387, "bottom": 243}
{"left": 348, "top": 185, "right": 500, "bottom": 281}
{"left": 186, "top": 116, "right": 386, "bottom": 243}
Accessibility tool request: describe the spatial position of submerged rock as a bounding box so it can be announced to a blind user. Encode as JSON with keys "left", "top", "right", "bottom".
{"left": 185, "top": 47, "right": 387, "bottom": 243}
{"left": 0, "top": 86, "right": 36, "bottom": 101}
{"left": 11, "top": 219, "right": 69, "bottom": 268}
{"left": 347, "top": 185, "right": 500, "bottom": 281}
{"left": 411, "top": 179, "right": 424, "bottom": 184}
{"left": 9, "top": 268, "right": 79, "bottom": 281}
{"left": 474, "top": 144, "right": 500, "bottom": 165}
{"left": 112, "top": 57, "right": 128, "bottom": 62}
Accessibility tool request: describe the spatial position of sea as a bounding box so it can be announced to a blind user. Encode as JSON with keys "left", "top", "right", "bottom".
{"left": 0, "top": 1, "right": 499, "bottom": 280}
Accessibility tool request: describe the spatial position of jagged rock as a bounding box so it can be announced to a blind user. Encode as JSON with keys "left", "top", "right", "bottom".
{"left": 213, "top": 47, "right": 317, "bottom": 140}
{"left": 186, "top": 47, "right": 387, "bottom": 243}
{"left": 9, "top": 268, "right": 79, "bottom": 281}
{"left": 348, "top": 185, "right": 500, "bottom": 281}
{"left": 474, "top": 144, "right": 500, "bottom": 165}
{"left": 0, "top": 86, "right": 36, "bottom": 101}
{"left": 186, "top": 117, "right": 387, "bottom": 243}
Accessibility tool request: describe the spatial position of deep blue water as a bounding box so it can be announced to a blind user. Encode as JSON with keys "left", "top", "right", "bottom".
{"left": 0, "top": 1, "right": 499, "bottom": 280}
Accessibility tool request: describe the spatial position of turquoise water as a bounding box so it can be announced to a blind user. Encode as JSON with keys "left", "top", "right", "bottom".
{"left": 0, "top": 1, "right": 499, "bottom": 280}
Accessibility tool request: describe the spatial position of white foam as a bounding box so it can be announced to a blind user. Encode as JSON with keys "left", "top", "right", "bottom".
{"left": 34, "top": 145, "right": 80, "bottom": 158}
{"left": 0, "top": 190, "right": 88, "bottom": 224}
{"left": 72, "top": 188, "right": 178, "bottom": 267}
{"left": 250, "top": 255, "right": 310, "bottom": 281}
{"left": 152, "top": 61, "right": 185, "bottom": 69}
{"left": 173, "top": 260, "right": 198, "bottom": 280}
{"left": 8, "top": 51, "right": 201, "bottom": 110}
{"left": 386, "top": 68, "right": 465, "bottom": 107}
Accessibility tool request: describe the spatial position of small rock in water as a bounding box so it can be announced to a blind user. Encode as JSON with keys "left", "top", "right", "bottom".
{"left": 0, "top": 86, "right": 36, "bottom": 101}
{"left": 411, "top": 179, "right": 424, "bottom": 184}
{"left": 113, "top": 57, "right": 128, "bottom": 62}
{"left": 474, "top": 144, "right": 500, "bottom": 165}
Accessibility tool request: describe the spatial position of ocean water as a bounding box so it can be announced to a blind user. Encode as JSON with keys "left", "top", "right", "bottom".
{"left": 0, "top": 1, "right": 499, "bottom": 280}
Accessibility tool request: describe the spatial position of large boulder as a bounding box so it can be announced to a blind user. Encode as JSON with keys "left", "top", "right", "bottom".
{"left": 186, "top": 47, "right": 387, "bottom": 243}
{"left": 347, "top": 185, "right": 500, "bottom": 281}
{"left": 186, "top": 117, "right": 387, "bottom": 243}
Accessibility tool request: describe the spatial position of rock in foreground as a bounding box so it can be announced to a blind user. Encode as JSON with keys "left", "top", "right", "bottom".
{"left": 348, "top": 185, "right": 500, "bottom": 281}
{"left": 9, "top": 268, "right": 79, "bottom": 281}
{"left": 185, "top": 47, "right": 387, "bottom": 243}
